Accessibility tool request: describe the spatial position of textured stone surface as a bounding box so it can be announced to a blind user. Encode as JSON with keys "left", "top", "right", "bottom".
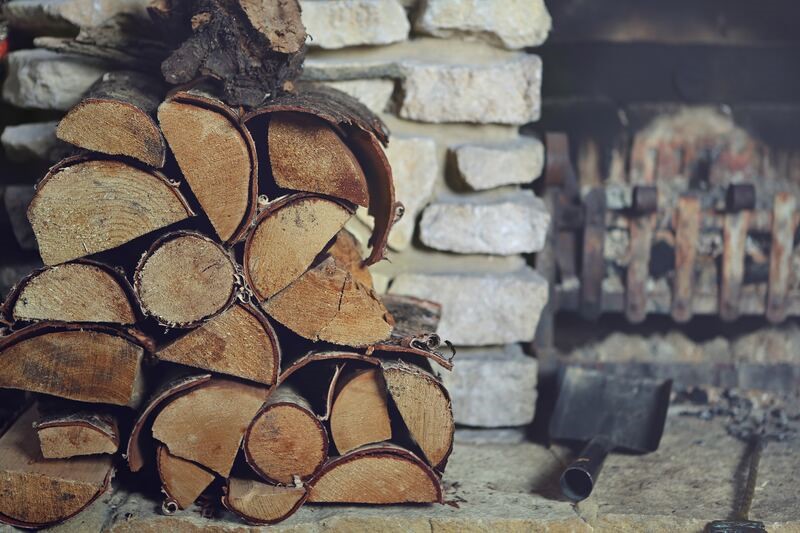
{"left": 415, "top": 0, "right": 551, "bottom": 49}
{"left": 357, "top": 135, "right": 438, "bottom": 250}
{"left": 2, "top": 0, "right": 148, "bottom": 34}
{"left": 400, "top": 55, "right": 542, "bottom": 124}
{"left": 454, "top": 137, "right": 545, "bottom": 190}
{"left": 1, "top": 121, "right": 71, "bottom": 163}
{"left": 300, "top": 0, "right": 410, "bottom": 49}
{"left": 440, "top": 344, "right": 538, "bottom": 427}
{"left": 320, "top": 79, "right": 395, "bottom": 113}
{"left": 2, "top": 49, "right": 109, "bottom": 110}
{"left": 3, "top": 185, "right": 37, "bottom": 250}
{"left": 419, "top": 191, "right": 550, "bottom": 255}
{"left": 390, "top": 267, "right": 549, "bottom": 345}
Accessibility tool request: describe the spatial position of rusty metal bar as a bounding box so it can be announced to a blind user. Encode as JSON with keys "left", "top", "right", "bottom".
{"left": 671, "top": 196, "right": 701, "bottom": 323}
{"left": 720, "top": 210, "right": 750, "bottom": 321}
{"left": 766, "top": 192, "right": 796, "bottom": 323}
{"left": 580, "top": 188, "right": 606, "bottom": 320}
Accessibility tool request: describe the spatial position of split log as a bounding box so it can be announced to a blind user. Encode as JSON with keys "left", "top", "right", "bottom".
{"left": 28, "top": 156, "right": 194, "bottom": 265}
{"left": 158, "top": 92, "right": 257, "bottom": 244}
{"left": 156, "top": 0, "right": 306, "bottom": 107}
{"left": 244, "top": 385, "right": 328, "bottom": 484}
{"left": 56, "top": 71, "right": 166, "bottom": 167}
{"left": 223, "top": 478, "right": 307, "bottom": 526}
{"left": 0, "top": 323, "right": 146, "bottom": 406}
{"left": 308, "top": 444, "right": 442, "bottom": 504}
{"left": 382, "top": 361, "right": 454, "bottom": 470}
{"left": 327, "top": 229, "right": 373, "bottom": 288}
{"left": 245, "top": 85, "right": 396, "bottom": 265}
{"left": 157, "top": 445, "right": 215, "bottom": 512}
{"left": 134, "top": 231, "right": 237, "bottom": 328}
{"left": 329, "top": 368, "right": 391, "bottom": 455}
{"left": 156, "top": 302, "right": 280, "bottom": 385}
{"left": 244, "top": 194, "right": 353, "bottom": 300}
{"left": 268, "top": 112, "right": 369, "bottom": 206}
{"left": 126, "top": 373, "right": 212, "bottom": 473}
{"left": 151, "top": 378, "right": 268, "bottom": 477}
{"left": 0, "top": 406, "right": 114, "bottom": 529}
{"left": 263, "top": 255, "right": 393, "bottom": 347}
{"left": 34, "top": 410, "right": 119, "bottom": 459}
{"left": 3, "top": 260, "right": 137, "bottom": 325}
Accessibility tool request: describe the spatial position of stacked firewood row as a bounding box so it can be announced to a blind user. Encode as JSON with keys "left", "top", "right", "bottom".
{"left": 0, "top": 45, "right": 455, "bottom": 528}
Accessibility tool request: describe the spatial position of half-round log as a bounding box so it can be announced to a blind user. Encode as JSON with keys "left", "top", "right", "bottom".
{"left": 308, "top": 443, "right": 442, "bottom": 504}
{"left": 28, "top": 156, "right": 194, "bottom": 265}
{"left": 56, "top": 71, "right": 166, "bottom": 167}
{"left": 223, "top": 478, "right": 307, "bottom": 525}
{"left": 4, "top": 260, "right": 137, "bottom": 325}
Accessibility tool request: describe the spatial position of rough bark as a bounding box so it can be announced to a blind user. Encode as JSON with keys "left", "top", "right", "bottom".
{"left": 244, "top": 193, "right": 354, "bottom": 301}
{"left": 28, "top": 156, "right": 194, "bottom": 266}
{"left": 134, "top": 231, "right": 237, "bottom": 328}
{"left": 243, "top": 385, "right": 328, "bottom": 485}
{"left": 157, "top": 0, "right": 306, "bottom": 107}
{"left": 3, "top": 260, "right": 137, "bottom": 325}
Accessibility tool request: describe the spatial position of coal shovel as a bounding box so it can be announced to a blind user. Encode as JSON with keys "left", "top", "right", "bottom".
{"left": 549, "top": 366, "right": 672, "bottom": 501}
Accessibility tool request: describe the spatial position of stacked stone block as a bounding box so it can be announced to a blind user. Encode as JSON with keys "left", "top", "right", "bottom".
{"left": 0, "top": 0, "right": 554, "bottom": 428}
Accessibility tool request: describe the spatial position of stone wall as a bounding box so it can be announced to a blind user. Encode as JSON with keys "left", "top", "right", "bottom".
{"left": 0, "top": 0, "right": 553, "bottom": 428}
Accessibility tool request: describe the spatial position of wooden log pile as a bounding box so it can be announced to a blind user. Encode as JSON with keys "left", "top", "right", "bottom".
{"left": 0, "top": 0, "right": 455, "bottom": 527}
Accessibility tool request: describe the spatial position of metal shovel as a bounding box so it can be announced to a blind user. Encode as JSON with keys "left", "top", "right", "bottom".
{"left": 549, "top": 366, "right": 672, "bottom": 501}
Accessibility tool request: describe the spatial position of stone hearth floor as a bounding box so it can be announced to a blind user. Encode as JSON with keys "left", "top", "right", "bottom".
{"left": 5, "top": 414, "right": 798, "bottom": 533}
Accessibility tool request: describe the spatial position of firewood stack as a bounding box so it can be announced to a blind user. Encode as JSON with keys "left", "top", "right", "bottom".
{"left": 0, "top": 0, "right": 455, "bottom": 528}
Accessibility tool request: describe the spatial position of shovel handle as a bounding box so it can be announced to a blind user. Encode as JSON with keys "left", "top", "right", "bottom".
{"left": 560, "top": 436, "right": 613, "bottom": 501}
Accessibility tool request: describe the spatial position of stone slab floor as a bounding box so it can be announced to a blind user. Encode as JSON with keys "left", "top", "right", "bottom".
{"left": 4, "top": 415, "right": 798, "bottom": 533}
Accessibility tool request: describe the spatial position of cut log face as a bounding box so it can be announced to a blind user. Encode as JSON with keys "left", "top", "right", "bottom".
{"left": 327, "top": 229, "right": 373, "bottom": 289}
{"left": 135, "top": 231, "right": 237, "bottom": 327}
{"left": 156, "top": 303, "right": 280, "bottom": 385}
{"left": 35, "top": 411, "right": 119, "bottom": 459}
{"left": 308, "top": 444, "right": 442, "bottom": 504}
{"left": 157, "top": 445, "right": 215, "bottom": 511}
{"left": 5, "top": 261, "right": 137, "bottom": 324}
{"left": 0, "top": 406, "right": 113, "bottom": 529}
{"left": 268, "top": 112, "right": 369, "bottom": 207}
{"left": 0, "top": 324, "right": 145, "bottom": 406}
{"left": 238, "top": 0, "right": 305, "bottom": 54}
{"left": 28, "top": 157, "right": 194, "bottom": 266}
{"left": 263, "top": 256, "right": 393, "bottom": 347}
{"left": 223, "top": 478, "right": 307, "bottom": 526}
{"left": 151, "top": 378, "right": 268, "bottom": 477}
{"left": 56, "top": 71, "right": 166, "bottom": 167}
{"left": 244, "top": 386, "right": 328, "bottom": 484}
{"left": 330, "top": 368, "right": 391, "bottom": 455}
{"left": 244, "top": 194, "right": 353, "bottom": 300}
{"left": 126, "top": 373, "right": 212, "bottom": 473}
{"left": 382, "top": 361, "right": 454, "bottom": 470}
{"left": 158, "top": 96, "right": 256, "bottom": 243}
